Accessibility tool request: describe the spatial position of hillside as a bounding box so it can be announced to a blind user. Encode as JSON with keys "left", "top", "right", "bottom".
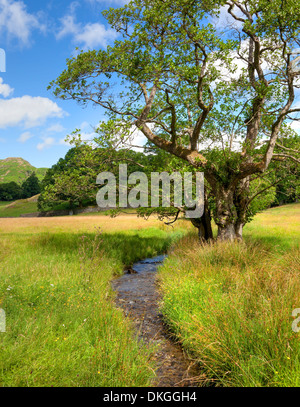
{"left": 0, "top": 157, "right": 48, "bottom": 184}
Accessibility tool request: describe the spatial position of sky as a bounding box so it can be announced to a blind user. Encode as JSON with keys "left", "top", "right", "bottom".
{"left": 0, "top": 0, "right": 130, "bottom": 168}
{"left": 0, "top": 1, "right": 299, "bottom": 169}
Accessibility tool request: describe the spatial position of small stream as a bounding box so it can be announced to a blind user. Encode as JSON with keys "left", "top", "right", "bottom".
{"left": 111, "top": 255, "right": 201, "bottom": 387}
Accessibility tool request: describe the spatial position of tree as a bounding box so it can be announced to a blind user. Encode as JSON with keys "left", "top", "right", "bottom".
{"left": 38, "top": 141, "right": 152, "bottom": 212}
{"left": 38, "top": 144, "right": 105, "bottom": 211}
{"left": 21, "top": 172, "right": 41, "bottom": 199}
{"left": 50, "top": 0, "right": 300, "bottom": 240}
{"left": 0, "top": 182, "right": 22, "bottom": 201}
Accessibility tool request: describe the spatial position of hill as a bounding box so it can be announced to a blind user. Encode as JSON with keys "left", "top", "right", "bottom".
{"left": 0, "top": 157, "right": 48, "bottom": 184}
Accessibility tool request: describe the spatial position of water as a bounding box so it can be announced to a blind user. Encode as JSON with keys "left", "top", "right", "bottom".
{"left": 111, "top": 254, "right": 201, "bottom": 387}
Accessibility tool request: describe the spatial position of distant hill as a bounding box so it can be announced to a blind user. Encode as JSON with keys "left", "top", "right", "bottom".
{"left": 0, "top": 157, "right": 48, "bottom": 185}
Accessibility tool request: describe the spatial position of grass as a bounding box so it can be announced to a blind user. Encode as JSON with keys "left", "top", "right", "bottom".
{"left": 0, "top": 200, "right": 38, "bottom": 217}
{"left": 1, "top": 203, "right": 298, "bottom": 387}
{"left": 0, "top": 157, "right": 47, "bottom": 184}
{"left": 243, "top": 203, "right": 300, "bottom": 251}
{"left": 0, "top": 215, "right": 186, "bottom": 387}
{"left": 158, "top": 203, "right": 300, "bottom": 387}
{"left": 0, "top": 195, "right": 41, "bottom": 218}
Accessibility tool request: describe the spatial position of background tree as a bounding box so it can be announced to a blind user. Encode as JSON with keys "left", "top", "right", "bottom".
{"left": 0, "top": 182, "right": 23, "bottom": 201}
{"left": 38, "top": 136, "right": 152, "bottom": 212}
{"left": 21, "top": 172, "right": 41, "bottom": 199}
{"left": 50, "top": 0, "right": 300, "bottom": 240}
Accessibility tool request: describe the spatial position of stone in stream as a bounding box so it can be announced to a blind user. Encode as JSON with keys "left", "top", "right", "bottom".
{"left": 126, "top": 267, "right": 137, "bottom": 274}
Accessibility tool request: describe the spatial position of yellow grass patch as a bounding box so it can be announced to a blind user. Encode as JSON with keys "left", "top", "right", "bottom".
{"left": 0, "top": 214, "right": 166, "bottom": 234}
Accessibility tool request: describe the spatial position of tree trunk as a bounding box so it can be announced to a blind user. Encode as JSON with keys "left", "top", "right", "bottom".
{"left": 215, "top": 191, "right": 246, "bottom": 241}
{"left": 234, "top": 222, "right": 243, "bottom": 240}
{"left": 191, "top": 214, "right": 213, "bottom": 241}
{"left": 214, "top": 187, "right": 242, "bottom": 241}
{"left": 190, "top": 191, "right": 213, "bottom": 242}
{"left": 217, "top": 223, "right": 237, "bottom": 240}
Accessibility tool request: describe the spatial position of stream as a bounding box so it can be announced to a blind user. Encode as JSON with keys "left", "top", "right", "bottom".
{"left": 111, "top": 255, "right": 202, "bottom": 387}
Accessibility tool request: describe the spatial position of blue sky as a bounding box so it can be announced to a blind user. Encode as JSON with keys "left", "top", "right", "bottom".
{"left": 0, "top": 0, "right": 128, "bottom": 168}
{"left": 0, "top": 1, "right": 299, "bottom": 169}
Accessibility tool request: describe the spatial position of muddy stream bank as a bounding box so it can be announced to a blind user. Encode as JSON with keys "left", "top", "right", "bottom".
{"left": 111, "top": 255, "right": 202, "bottom": 387}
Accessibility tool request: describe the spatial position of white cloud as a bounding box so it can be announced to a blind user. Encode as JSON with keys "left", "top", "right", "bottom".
{"left": 46, "top": 123, "right": 65, "bottom": 133}
{"left": 75, "top": 22, "right": 118, "bottom": 49}
{"left": 0, "top": 77, "right": 13, "bottom": 97}
{"left": 212, "top": 5, "right": 244, "bottom": 31}
{"left": 0, "top": 96, "right": 65, "bottom": 128}
{"left": 56, "top": 14, "right": 77, "bottom": 40}
{"left": 128, "top": 126, "right": 147, "bottom": 151}
{"left": 18, "top": 131, "right": 34, "bottom": 143}
{"left": 0, "top": 0, "right": 45, "bottom": 46}
{"left": 37, "top": 137, "right": 56, "bottom": 151}
{"left": 288, "top": 119, "right": 300, "bottom": 133}
{"left": 56, "top": 10, "right": 118, "bottom": 49}
{"left": 80, "top": 121, "right": 91, "bottom": 130}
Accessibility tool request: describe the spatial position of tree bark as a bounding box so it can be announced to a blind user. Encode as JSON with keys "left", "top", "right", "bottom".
{"left": 217, "top": 223, "right": 237, "bottom": 240}
{"left": 190, "top": 190, "right": 213, "bottom": 242}
{"left": 234, "top": 222, "right": 243, "bottom": 240}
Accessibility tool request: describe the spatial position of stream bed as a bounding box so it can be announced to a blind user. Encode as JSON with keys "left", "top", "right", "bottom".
{"left": 111, "top": 255, "right": 202, "bottom": 387}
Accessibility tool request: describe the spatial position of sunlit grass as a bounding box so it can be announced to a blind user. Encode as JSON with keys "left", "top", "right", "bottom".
{"left": 0, "top": 215, "right": 186, "bottom": 387}
{"left": 159, "top": 203, "right": 300, "bottom": 387}
{"left": 0, "top": 214, "right": 189, "bottom": 234}
{"left": 0, "top": 199, "right": 38, "bottom": 217}
{"left": 243, "top": 203, "right": 300, "bottom": 251}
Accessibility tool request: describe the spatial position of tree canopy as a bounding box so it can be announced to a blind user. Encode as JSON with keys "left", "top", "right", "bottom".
{"left": 50, "top": 0, "right": 300, "bottom": 240}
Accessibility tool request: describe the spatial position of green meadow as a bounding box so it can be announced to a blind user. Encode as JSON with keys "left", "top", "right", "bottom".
{"left": 0, "top": 204, "right": 299, "bottom": 387}
{"left": 0, "top": 215, "right": 185, "bottom": 386}
{"left": 158, "top": 203, "right": 300, "bottom": 387}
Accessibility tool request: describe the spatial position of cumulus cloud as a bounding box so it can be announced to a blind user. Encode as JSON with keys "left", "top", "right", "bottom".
{"left": 0, "top": 96, "right": 65, "bottom": 128}
{"left": 211, "top": 4, "right": 244, "bottom": 31}
{"left": 56, "top": 7, "right": 118, "bottom": 49}
{"left": 0, "top": 0, "right": 45, "bottom": 46}
{"left": 37, "top": 136, "right": 56, "bottom": 151}
{"left": 127, "top": 126, "right": 147, "bottom": 151}
{"left": 45, "top": 123, "right": 65, "bottom": 133}
{"left": 18, "top": 131, "right": 34, "bottom": 143}
{"left": 0, "top": 77, "right": 13, "bottom": 97}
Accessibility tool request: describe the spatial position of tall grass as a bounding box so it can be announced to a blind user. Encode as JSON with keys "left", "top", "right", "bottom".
{"left": 0, "top": 221, "right": 185, "bottom": 387}
{"left": 158, "top": 204, "right": 300, "bottom": 387}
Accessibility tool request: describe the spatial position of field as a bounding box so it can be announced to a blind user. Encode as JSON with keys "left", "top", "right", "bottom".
{"left": 0, "top": 204, "right": 299, "bottom": 387}
{"left": 0, "top": 214, "right": 186, "bottom": 386}
{"left": 158, "top": 203, "right": 300, "bottom": 387}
